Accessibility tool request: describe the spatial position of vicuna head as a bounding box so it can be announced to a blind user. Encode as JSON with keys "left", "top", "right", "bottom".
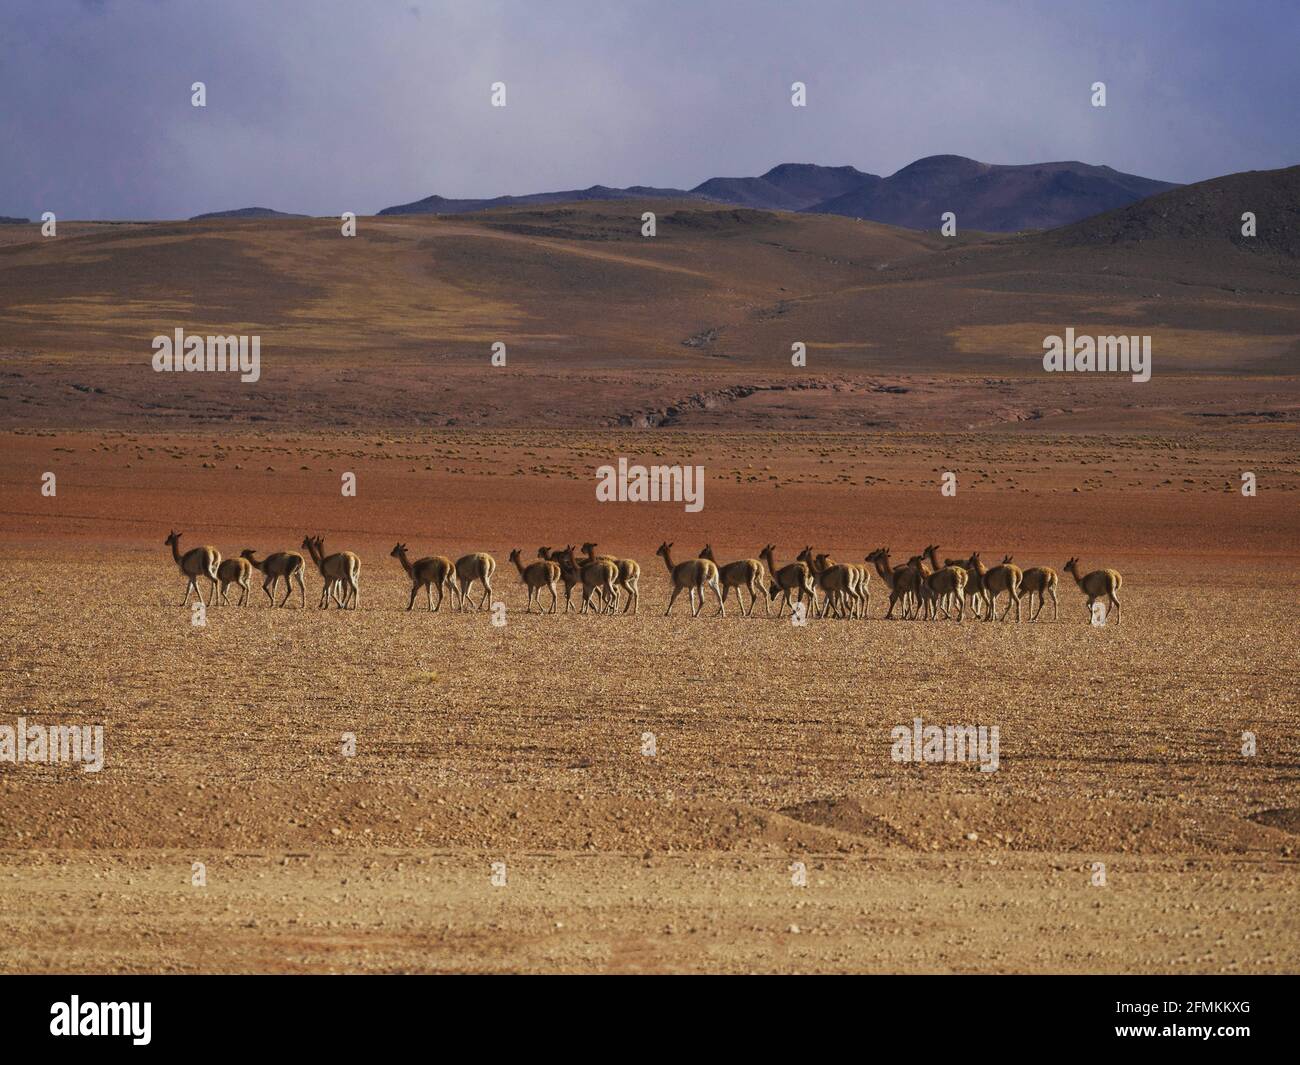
{"left": 390, "top": 543, "right": 407, "bottom": 560}
{"left": 165, "top": 530, "right": 181, "bottom": 548}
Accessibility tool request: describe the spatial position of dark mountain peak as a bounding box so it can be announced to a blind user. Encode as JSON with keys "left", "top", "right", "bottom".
{"left": 0, "top": 215, "right": 31, "bottom": 224}
{"left": 189, "top": 206, "right": 305, "bottom": 221}
{"left": 893, "top": 154, "right": 988, "bottom": 173}
{"left": 761, "top": 162, "right": 871, "bottom": 181}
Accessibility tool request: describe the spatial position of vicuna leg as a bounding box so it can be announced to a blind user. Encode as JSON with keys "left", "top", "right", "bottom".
{"left": 665, "top": 586, "right": 682, "bottom": 616}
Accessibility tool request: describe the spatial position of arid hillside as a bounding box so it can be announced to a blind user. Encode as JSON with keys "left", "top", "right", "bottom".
{"left": 1, "top": 167, "right": 1297, "bottom": 433}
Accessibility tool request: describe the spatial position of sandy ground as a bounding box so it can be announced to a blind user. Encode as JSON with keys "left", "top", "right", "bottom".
{"left": 1, "top": 428, "right": 1297, "bottom": 973}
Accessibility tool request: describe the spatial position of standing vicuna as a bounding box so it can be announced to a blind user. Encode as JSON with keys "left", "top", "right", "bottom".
{"left": 1064, "top": 557, "right": 1122, "bottom": 625}
{"left": 303, "top": 534, "right": 360, "bottom": 609}
{"left": 966, "top": 552, "right": 1022, "bottom": 622}
{"left": 919, "top": 545, "right": 967, "bottom": 621}
{"left": 559, "top": 546, "right": 619, "bottom": 614}
{"left": 1003, "top": 555, "right": 1059, "bottom": 622}
{"left": 164, "top": 531, "right": 221, "bottom": 607}
{"left": 945, "top": 553, "right": 987, "bottom": 619}
{"left": 865, "top": 548, "right": 921, "bottom": 620}
{"left": 657, "top": 542, "right": 724, "bottom": 617}
{"left": 580, "top": 542, "right": 640, "bottom": 614}
{"left": 391, "top": 543, "right": 459, "bottom": 612}
{"left": 759, "top": 545, "right": 814, "bottom": 618}
{"left": 241, "top": 548, "right": 307, "bottom": 607}
{"left": 538, "top": 546, "right": 582, "bottom": 612}
{"left": 454, "top": 551, "right": 496, "bottom": 612}
{"left": 699, "top": 544, "right": 769, "bottom": 617}
{"left": 798, "top": 547, "right": 866, "bottom": 619}
{"left": 903, "top": 543, "right": 947, "bottom": 619}
{"left": 838, "top": 557, "right": 872, "bottom": 619}
{"left": 216, "top": 556, "right": 252, "bottom": 606}
{"left": 508, "top": 548, "right": 561, "bottom": 613}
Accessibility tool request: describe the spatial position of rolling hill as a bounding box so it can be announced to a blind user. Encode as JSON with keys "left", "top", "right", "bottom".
{"left": 1047, "top": 164, "right": 1300, "bottom": 257}
{"left": 0, "top": 167, "right": 1295, "bottom": 433}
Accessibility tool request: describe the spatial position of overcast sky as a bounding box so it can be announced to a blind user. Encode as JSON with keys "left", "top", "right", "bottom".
{"left": 3, "top": 0, "right": 1296, "bottom": 219}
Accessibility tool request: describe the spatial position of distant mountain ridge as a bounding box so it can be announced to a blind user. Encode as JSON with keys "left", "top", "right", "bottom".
{"left": 377, "top": 185, "right": 693, "bottom": 218}
{"left": 377, "top": 156, "right": 1179, "bottom": 232}
{"left": 807, "top": 156, "right": 1176, "bottom": 231}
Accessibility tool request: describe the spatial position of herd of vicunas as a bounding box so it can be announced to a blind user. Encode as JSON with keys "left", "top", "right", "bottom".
{"left": 165, "top": 531, "right": 1124, "bottom": 624}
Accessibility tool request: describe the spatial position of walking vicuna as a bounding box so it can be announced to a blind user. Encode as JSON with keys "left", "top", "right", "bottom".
{"left": 919, "top": 546, "right": 967, "bottom": 621}
{"left": 657, "top": 542, "right": 724, "bottom": 617}
{"left": 580, "top": 542, "right": 640, "bottom": 614}
{"left": 759, "top": 545, "right": 814, "bottom": 618}
{"left": 538, "top": 546, "right": 582, "bottom": 612}
{"left": 699, "top": 544, "right": 769, "bottom": 617}
{"left": 216, "top": 556, "right": 252, "bottom": 606}
{"left": 946, "top": 554, "right": 987, "bottom": 619}
{"left": 508, "top": 548, "right": 561, "bottom": 613}
{"left": 454, "top": 552, "right": 497, "bottom": 612}
{"left": 1003, "top": 555, "right": 1059, "bottom": 622}
{"left": 241, "top": 548, "right": 307, "bottom": 607}
{"left": 1064, "top": 558, "right": 1122, "bottom": 624}
{"left": 559, "top": 546, "right": 619, "bottom": 614}
{"left": 797, "top": 547, "right": 865, "bottom": 619}
{"left": 165, "top": 531, "right": 221, "bottom": 607}
{"left": 391, "top": 543, "right": 459, "bottom": 612}
{"left": 303, "top": 534, "right": 360, "bottom": 609}
{"left": 966, "top": 552, "right": 1022, "bottom": 622}
{"left": 865, "top": 548, "right": 921, "bottom": 620}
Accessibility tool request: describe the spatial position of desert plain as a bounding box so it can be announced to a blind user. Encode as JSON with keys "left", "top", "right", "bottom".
{"left": 0, "top": 192, "right": 1298, "bottom": 973}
